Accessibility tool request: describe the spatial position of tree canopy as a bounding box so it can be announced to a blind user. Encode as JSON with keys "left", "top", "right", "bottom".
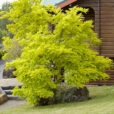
{"left": 0, "top": 0, "right": 112, "bottom": 105}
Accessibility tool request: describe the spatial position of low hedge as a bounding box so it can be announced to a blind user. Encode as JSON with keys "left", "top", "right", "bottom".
{"left": 39, "top": 85, "right": 89, "bottom": 106}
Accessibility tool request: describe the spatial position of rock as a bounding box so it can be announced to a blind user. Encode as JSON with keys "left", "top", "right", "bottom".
{"left": 3, "top": 68, "right": 16, "bottom": 79}
{"left": 39, "top": 85, "right": 89, "bottom": 106}
{"left": 0, "top": 94, "right": 8, "bottom": 105}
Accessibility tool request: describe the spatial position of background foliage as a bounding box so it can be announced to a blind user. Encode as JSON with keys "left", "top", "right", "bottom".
{"left": 0, "top": 2, "right": 13, "bottom": 43}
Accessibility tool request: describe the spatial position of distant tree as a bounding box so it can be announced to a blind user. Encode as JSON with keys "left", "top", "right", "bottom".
{"left": 0, "top": 0, "right": 112, "bottom": 106}
{"left": 0, "top": 2, "right": 12, "bottom": 43}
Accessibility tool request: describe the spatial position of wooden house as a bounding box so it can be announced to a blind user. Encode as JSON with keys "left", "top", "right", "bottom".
{"left": 43, "top": 0, "right": 114, "bottom": 85}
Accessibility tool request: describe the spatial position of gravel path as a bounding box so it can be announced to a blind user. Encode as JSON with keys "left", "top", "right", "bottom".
{"left": 0, "top": 59, "right": 26, "bottom": 110}
{"left": 0, "top": 78, "right": 25, "bottom": 110}
{"left": 0, "top": 99, "right": 26, "bottom": 110}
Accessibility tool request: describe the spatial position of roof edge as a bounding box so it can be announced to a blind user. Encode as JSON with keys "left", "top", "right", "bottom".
{"left": 56, "top": 0, "right": 77, "bottom": 8}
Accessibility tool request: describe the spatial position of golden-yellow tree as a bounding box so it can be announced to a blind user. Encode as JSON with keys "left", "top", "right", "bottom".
{"left": 0, "top": 0, "right": 112, "bottom": 105}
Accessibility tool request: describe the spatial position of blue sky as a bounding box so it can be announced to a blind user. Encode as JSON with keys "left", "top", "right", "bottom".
{"left": 0, "top": 0, "right": 64, "bottom": 8}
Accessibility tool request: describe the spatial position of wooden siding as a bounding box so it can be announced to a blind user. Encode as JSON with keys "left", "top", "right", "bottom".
{"left": 76, "top": 0, "right": 114, "bottom": 85}
{"left": 62, "top": 0, "right": 114, "bottom": 85}
{"left": 61, "top": 0, "right": 114, "bottom": 57}
{"left": 100, "top": 0, "right": 114, "bottom": 57}
{"left": 89, "top": 68, "right": 114, "bottom": 85}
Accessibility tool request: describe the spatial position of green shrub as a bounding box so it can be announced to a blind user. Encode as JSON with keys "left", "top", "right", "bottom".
{"left": 39, "top": 85, "right": 89, "bottom": 106}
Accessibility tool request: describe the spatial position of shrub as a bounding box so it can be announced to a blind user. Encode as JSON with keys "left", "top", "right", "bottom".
{"left": 39, "top": 85, "right": 89, "bottom": 106}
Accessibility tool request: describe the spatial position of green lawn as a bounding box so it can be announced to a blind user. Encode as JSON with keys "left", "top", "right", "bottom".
{"left": 0, "top": 90, "right": 2, "bottom": 95}
{"left": 0, "top": 86, "right": 114, "bottom": 114}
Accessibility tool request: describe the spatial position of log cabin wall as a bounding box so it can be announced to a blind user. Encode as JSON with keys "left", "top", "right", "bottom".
{"left": 94, "top": 0, "right": 114, "bottom": 85}
{"left": 72, "top": 0, "right": 114, "bottom": 58}
{"left": 63, "top": 0, "right": 114, "bottom": 85}
{"left": 77, "top": 0, "right": 114, "bottom": 85}
{"left": 100, "top": 0, "right": 114, "bottom": 57}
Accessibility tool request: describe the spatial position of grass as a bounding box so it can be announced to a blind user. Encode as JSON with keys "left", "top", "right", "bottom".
{"left": 0, "top": 90, "right": 2, "bottom": 95}
{"left": 0, "top": 86, "right": 114, "bottom": 114}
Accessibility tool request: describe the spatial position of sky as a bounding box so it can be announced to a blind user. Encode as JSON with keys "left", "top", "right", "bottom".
{"left": 0, "top": 0, "right": 15, "bottom": 8}
{"left": 0, "top": 0, "right": 63, "bottom": 8}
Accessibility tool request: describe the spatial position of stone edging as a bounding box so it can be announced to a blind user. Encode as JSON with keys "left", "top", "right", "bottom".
{"left": 0, "top": 87, "right": 8, "bottom": 105}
